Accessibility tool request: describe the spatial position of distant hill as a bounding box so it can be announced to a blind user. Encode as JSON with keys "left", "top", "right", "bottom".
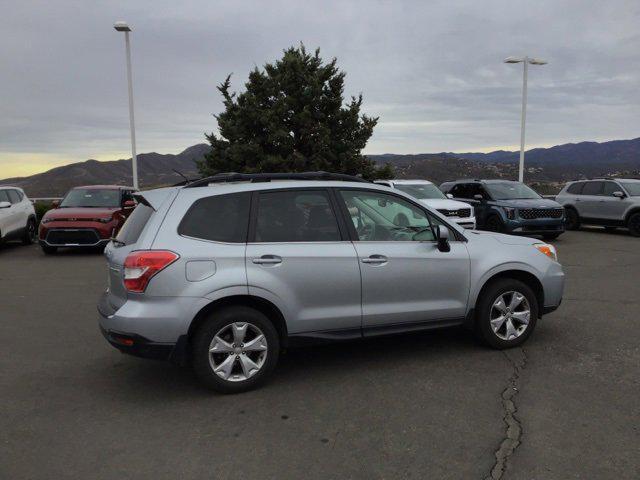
{"left": 0, "top": 144, "right": 210, "bottom": 197}
{"left": 2, "top": 137, "right": 639, "bottom": 197}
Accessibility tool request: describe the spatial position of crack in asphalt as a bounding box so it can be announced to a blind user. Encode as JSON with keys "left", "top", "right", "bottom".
{"left": 485, "top": 348, "right": 528, "bottom": 480}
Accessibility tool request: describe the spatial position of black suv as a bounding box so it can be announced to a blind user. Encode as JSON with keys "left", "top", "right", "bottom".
{"left": 440, "top": 179, "right": 565, "bottom": 240}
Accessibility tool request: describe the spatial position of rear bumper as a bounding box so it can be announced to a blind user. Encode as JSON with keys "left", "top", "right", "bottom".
{"left": 97, "top": 291, "right": 208, "bottom": 365}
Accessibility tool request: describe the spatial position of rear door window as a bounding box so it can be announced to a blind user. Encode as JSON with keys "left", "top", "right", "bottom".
{"left": 0, "top": 190, "right": 10, "bottom": 203}
{"left": 582, "top": 181, "right": 603, "bottom": 196}
{"left": 178, "top": 192, "right": 251, "bottom": 243}
{"left": 253, "top": 190, "right": 341, "bottom": 242}
{"left": 566, "top": 182, "right": 584, "bottom": 194}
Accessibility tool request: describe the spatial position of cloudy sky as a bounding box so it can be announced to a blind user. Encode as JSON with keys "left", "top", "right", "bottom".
{"left": 1, "top": 0, "right": 639, "bottom": 178}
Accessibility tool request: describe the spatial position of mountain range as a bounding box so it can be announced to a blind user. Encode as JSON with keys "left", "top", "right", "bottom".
{"left": 1, "top": 138, "right": 639, "bottom": 197}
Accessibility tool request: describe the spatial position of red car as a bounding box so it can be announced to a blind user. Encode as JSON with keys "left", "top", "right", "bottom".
{"left": 39, "top": 185, "right": 137, "bottom": 254}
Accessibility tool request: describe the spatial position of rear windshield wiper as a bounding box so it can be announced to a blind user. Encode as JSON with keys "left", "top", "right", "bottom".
{"left": 110, "top": 238, "right": 126, "bottom": 247}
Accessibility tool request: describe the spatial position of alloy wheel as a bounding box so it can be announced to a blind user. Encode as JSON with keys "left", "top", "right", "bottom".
{"left": 208, "top": 322, "right": 268, "bottom": 382}
{"left": 489, "top": 291, "right": 531, "bottom": 341}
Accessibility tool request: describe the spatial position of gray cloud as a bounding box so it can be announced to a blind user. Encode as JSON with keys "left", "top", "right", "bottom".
{"left": 1, "top": 0, "right": 639, "bottom": 171}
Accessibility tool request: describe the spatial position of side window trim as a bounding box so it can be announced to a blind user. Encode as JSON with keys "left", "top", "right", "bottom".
{"left": 247, "top": 187, "right": 346, "bottom": 243}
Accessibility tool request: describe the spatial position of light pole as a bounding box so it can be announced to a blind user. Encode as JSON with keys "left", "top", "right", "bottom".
{"left": 504, "top": 56, "right": 547, "bottom": 183}
{"left": 114, "top": 21, "right": 139, "bottom": 190}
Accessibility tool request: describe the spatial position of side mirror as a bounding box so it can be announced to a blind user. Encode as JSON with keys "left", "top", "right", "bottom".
{"left": 51, "top": 200, "right": 60, "bottom": 208}
{"left": 612, "top": 191, "right": 625, "bottom": 199}
{"left": 435, "top": 225, "right": 451, "bottom": 252}
{"left": 473, "top": 194, "right": 484, "bottom": 201}
{"left": 446, "top": 193, "right": 454, "bottom": 199}
{"left": 123, "top": 200, "right": 136, "bottom": 209}
{"left": 0, "top": 201, "right": 11, "bottom": 209}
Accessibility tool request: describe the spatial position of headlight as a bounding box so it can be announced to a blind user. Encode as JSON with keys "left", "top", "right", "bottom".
{"left": 502, "top": 207, "right": 516, "bottom": 220}
{"left": 534, "top": 243, "right": 558, "bottom": 261}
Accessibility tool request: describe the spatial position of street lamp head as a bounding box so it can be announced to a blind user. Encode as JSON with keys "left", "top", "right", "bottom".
{"left": 504, "top": 56, "right": 524, "bottom": 64}
{"left": 114, "top": 21, "right": 131, "bottom": 32}
{"left": 528, "top": 58, "right": 548, "bottom": 65}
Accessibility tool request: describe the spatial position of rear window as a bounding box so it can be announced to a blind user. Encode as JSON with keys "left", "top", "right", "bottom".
{"left": 178, "top": 192, "right": 250, "bottom": 243}
{"left": 566, "top": 182, "right": 584, "bottom": 194}
{"left": 115, "top": 204, "right": 154, "bottom": 245}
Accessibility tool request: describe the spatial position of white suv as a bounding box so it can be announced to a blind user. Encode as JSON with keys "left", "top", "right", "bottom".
{"left": 0, "top": 186, "right": 37, "bottom": 246}
{"left": 375, "top": 179, "right": 476, "bottom": 229}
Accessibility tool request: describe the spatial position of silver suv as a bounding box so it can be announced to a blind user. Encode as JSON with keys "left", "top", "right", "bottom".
{"left": 98, "top": 173, "right": 565, "bottom": 393}
{"left": 556, "top": 178, "right": 640, "bottom": 236}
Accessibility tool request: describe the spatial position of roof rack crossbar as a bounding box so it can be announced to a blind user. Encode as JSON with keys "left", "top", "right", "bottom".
{"left": 183, "top": 171, "right": 370, "bottom": 188}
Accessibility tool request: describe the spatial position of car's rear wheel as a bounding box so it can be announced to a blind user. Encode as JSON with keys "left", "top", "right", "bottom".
{"left": 475, "top": 278, "right": 538, "bottom": 349}
{"left": 22, "top": 218, "right": 37, "bottom": 245}
{"left": 564, "top": 208, "right": 580, "bottom": 230}
{"left": 192, "top": 306, "right": 280, "bottom": 393}
{"left": 41, "top": 245, "right": 57, "bottom": 254}
{"left": 485, "top": 215, "right": 504, "bottom": 233}
{"left": 627, "top": 213, "right": 640, "bottom": 237}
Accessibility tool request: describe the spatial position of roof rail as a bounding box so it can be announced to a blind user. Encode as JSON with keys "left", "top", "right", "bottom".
{"left": 183, "top": 171, "right": 370, "bottom": 188}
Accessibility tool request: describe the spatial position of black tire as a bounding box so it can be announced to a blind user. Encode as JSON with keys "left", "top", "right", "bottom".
{"left": 41, "top": 245, "right": 57, "bottom": 254}
{"left": 564, "top": 208, "right": 580, "bottom": 230}
{"left": 484, "top": 215, "right": 504, "bottom": 233}
{"left": 627, "top": 213, "right": 640, "bottom": 237}
{"left": 475, "top": 278, "right": 538, "bottom": 349}
{"left": 22, "top": 218, "right": 37, "bottom": 245}
{"left": 542, "top": 233, "right": 561, "bottom": 240}
{"left": 192, "top": 306, "right": 280, "bottom": 393}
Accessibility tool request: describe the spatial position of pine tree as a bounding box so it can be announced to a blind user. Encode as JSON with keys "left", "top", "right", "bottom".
{"left": 199, "top": 44, "right": 393, "bottom": 179}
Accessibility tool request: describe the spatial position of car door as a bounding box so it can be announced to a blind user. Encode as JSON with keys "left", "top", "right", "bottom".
{"left": 578, "top": 181, "right": 604, "bottom": 218}
{"left": 0, "top": 190, "right": 13, "bottom": 237}
{"left": 245, "top": 188, "right": 362, "bottom": 335}
{"left": 336, "top": 188, "right": 470, "bottom": 331}
{"left": 7, "top": 189, "right": 28, "bottom": 233}
{"left": 600, "top": 181, "right": 630, "bottom": 222}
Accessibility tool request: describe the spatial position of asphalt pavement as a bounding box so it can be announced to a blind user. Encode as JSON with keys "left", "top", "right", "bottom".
{"left": 1, "top": 229, "right": 638, "bottom": 479}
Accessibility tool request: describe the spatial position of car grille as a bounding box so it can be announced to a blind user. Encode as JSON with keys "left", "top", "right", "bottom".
{"left": 46, "top": 229, "right": 100, "bottom": 245}
{"left": 437, "top": 208, "right": 472, "bottom": 218}
{"left": 518, "top": 208, "right": 564, "bottom": 220}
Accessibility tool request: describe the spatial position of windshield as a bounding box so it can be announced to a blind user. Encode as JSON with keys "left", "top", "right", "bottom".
{"left": 484, "top": 182, "right": 541, "bottom": 200}
{"left": 60, "top": 189, "right": 121, "bottom": 208}
{"left": 620, "top": 182, "right": 640, "bottom": 196}
{"left": 395, "top": 183, "right": 446, "bottom": 200}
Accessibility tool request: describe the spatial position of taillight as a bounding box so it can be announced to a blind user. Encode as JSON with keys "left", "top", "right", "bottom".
{"left": 123, "top": 250, "right": 179, "bottom": 293}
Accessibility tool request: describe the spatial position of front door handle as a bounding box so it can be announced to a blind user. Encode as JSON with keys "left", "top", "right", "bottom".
{"left": 252, "top": 255, "right": 282, "bottom": 265}
{"left": 361, "top": 254, "right": 388, "bottom": 265}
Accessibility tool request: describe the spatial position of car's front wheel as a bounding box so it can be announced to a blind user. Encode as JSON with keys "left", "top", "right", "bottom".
{"left": 475, "top": 278, "right": 538, "bottom": 349}
{"left": 484, "top": 215, "right": 504, "bottom": 233}
{"left": 627, "top": 212, "right": 640, "bottom": 237}
{"left": 192, "top": 306, "right": 280, "bottom": 393}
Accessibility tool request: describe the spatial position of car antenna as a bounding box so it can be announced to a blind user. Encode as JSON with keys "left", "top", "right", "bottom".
{"left": 172, "top": 169, "right": 191, "bottom": 185}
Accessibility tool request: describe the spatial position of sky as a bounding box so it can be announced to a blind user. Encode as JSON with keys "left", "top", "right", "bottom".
{"left": 1, "top": 0, "right": 639, "bottom": 178}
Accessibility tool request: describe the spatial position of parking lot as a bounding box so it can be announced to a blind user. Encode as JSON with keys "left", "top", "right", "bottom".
{"left": 1, "top": 229, "right": 639, "bottom": 479}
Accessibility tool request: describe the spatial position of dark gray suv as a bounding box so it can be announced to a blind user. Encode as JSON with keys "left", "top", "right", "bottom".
{"left": 555, "top": 178, "right": 640, "bottom": 236}
{"left": 441, "top": 180, "right": 565, "bottom": 240}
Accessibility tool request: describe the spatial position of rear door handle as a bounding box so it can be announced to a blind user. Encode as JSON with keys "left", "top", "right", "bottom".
{"left": 361, "top": 255, "right": 388, "bottom": 265}
{"left": 252, "top": 255, "right": 282, "bottom": 265}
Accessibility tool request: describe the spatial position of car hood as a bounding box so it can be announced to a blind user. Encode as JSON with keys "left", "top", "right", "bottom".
{"left": 493, "top": 198, "right": 562, "bottom": 209}
{"left": 468, "top": 230, "right": 540, "bottom": 245}
{"left": 418, "top": 198, "right": 473, "bottom": 211}
{"left": 44, "top": 207, "right": 117, "bottom": 220}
